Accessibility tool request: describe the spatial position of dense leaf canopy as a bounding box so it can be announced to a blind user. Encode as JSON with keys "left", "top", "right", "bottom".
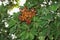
{"left": 0, "top": 0, "right": 60, "bottom": 40}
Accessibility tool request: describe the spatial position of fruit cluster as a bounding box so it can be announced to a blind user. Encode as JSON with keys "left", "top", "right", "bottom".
{"left": 19, "top": 7, "right": 36, "bottom": 24}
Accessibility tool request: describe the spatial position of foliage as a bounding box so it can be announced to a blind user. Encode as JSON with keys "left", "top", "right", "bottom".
{"left": 0, "top": 0, "right": 60, "bottom": 40}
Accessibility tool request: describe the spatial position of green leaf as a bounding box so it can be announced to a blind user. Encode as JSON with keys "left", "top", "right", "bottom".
{"left": 8, "top": 19, "right": 17, "bottom": 27}
{"left": 48, "top": 3, "right": 60, "bottom": 11}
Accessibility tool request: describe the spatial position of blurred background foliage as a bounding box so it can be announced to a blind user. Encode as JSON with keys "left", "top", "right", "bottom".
{"left": 0, "top": 0, "right": 60, "bottom": 40}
